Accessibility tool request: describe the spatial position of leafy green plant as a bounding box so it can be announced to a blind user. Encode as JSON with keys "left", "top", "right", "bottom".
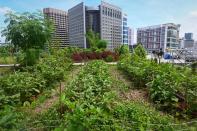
{"left": 105, "top": 55, "right": 114, "bottom": 62}
{"left": 118, "top": 49, "right": 197, "bottom": 118}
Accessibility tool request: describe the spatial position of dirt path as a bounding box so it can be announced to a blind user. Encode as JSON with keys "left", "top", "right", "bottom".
{"left": 32, "top": 66, "right": 81, "bottom": 115}
{"left": 109, "top": 65, "right": 148, "bottom": 102}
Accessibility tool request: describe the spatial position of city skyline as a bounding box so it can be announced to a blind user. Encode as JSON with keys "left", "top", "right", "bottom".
{"left": 0, "top": 0, "right": 197, "bottom": 43}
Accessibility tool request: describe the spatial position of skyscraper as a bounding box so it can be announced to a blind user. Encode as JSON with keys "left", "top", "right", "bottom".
{"left": 184, "top": 33, "right": 194, "bottom": 48}
{"left": 68, "top": 2, "right": 86, "bottom": 48}
{"left": 137, "top": 23, "right": 180, "bottom": 52}
{"left": 185, "top": 33, "right": 193, "bottom": 40}
{"left": 128, "top": 27, "right": 134, "bottom": 45}
{"left": 43, "top": 8, "right": 69, "bottom": 47}
{"left": 68, "top": 1, "right": 122, "bottom": 50}
{"left": 85, "top": 6, "right": 100, "bottom": 48}
{"left": 100, "top": 1, "right": 122, "bottom": 50}
{"left": 122, "top": 14, "right": 128, "bottom": 45}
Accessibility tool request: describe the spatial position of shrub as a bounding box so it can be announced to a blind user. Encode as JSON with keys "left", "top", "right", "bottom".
{"left": 105, "top": 55, "right": 114, "bottom": 62}
{"left": 72, "top": 53, "right": 83, "bottom": 62}
{"left": 134, "top": 44, "right": 146, "bottom": 58}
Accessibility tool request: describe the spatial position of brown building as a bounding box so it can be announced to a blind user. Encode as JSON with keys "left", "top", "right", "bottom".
{"left": 43, "top": 8, "right": 69, "bottom": 48}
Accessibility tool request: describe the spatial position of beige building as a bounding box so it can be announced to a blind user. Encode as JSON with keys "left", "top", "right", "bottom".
{"left": 100, "top": 1, "right": 122, "bottom": 50}
{"left": 43, "top": 8, "right": 69, "bottom": 47}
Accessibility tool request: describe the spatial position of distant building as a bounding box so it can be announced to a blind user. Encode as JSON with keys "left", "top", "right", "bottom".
{"left": 68, "top": 3, "right": 86, "bottom": 48}
{"left": 122, "top": 14, "right": 128, "bottom": 45}
{"left": 100, "top": 1, "right": 122, "bottom": 50}
{"left": 185, "top": 33, "right": 193, "bottom": 40}
{"left": 137, "top": 23, "right": 180, "bottom": 52}
{"left": 68, "top": 1, "right": 122, "bottom": 50}
{"left": 128, "top": 27, "right": 134, "bottom": 45}
{"left": 43, "top": 8, "right": 69, "bottom": 48}
{"left": 184, "top": 33, "right": 194, "bottom": 48}
{"left": 85, "top": 6, "right": 100, "bottom": 48}
{"left": 179, "top": 37, "right": 184, "bottom": 48}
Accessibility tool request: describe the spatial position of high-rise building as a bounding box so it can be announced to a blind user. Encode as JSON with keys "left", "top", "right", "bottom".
{"left": 122, "top": 14, "right": 128, "bottom": 44}
{"left": 85, "top": 6, "right": 100, "bottom": 34}
{"left": 184, "top": 33, "right": 194, "bottom": 48}
{"left": 185, "top": 33, "right": 193, "bottom": 40}
{"left": 100, "top": 1, "right": 122, "bottom": 50}
{"left": 43, "top": 8, "right": 69, "bottom": 47}
{"left": 68, "top": 1, "right": 122, "bottom": 50}
{"left": 85, "top": 6, "right": 100, "bottom": 48}
{"left": 128, "top": 27, "right": 134, "bottom": 45}
{"left": 137, "top": 23, "right": 180, "bottom": 52}
{"left": 68, "top": 2, "right": 86, "bottom": 48}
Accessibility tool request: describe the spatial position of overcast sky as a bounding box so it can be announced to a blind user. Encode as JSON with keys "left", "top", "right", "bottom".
{"left": 0, "top": 0, "right": 197, "bottom": 43}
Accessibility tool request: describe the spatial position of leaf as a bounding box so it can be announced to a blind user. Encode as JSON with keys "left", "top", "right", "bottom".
{"left": 32, "top": 88, "right": 40, "bottom": 93}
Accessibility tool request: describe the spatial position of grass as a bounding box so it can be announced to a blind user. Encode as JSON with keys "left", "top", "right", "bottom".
{"left": 0, "top": 56, "right": 16, "bottom": 64}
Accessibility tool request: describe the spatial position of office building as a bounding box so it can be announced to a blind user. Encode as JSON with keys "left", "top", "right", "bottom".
{"left": 68, "top": 1, "right": 122, "bottom": 50}
{"left": 122, "top": 14, "right": 128, "bottom": 44}
{"left": 85, "top": 6, "right": 100, "bottom": 34}
{"left": 85, "top": 6, "right": 100, "bottom": 48}
{"left": 100, "top": 1, "right": 122, "bottom": 50}
{"left": 68, "top": 3, "right": 100, "bottom": 48}
{"left": 43, "top": 8, "right": 69, "bottom": 47}
{"left": 185, "top": 33, "right": 193, "bottom": 40}
{"left": 128, "top": 27, "right": 134, "bottom": 45}
{"left": 137, "top": 23, "right": 180, "bottom": 52}
{"left": 68, "top": 3, "right": 86, "bottom": 48}
{"left": 184, "top": 33, "right": 194, "bottom": 48}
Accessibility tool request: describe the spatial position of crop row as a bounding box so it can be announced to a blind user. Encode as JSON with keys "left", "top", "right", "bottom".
{"left": 33, "top": 60, "right": 184, "bottom": 131}
{"left": 118, "top": 55, "right": 197, "bottom": 118}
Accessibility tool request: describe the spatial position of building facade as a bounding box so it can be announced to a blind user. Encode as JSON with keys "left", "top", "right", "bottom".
{"left": 137, "top": 23, "right": 180, "bottom": 52}
{"left": 100, "top": 1, "right": 122, "bottom": 50}
{"left": 184, "top": 33, "right": 194, "bottom": 48}
{"left": 68, "top": 1, "right": 123, "bottom": 50}
{"left": 43, "top": 8, "right": 69, "bottom": 47}
{"left": 68, "top": 2, "right": 86, "bottom": 48}
{"left": 85, "top": 6, "right": 100, "bottom": 48}
{"left": 128, "top": 27, "right": 134, "bottom": 45}
{"left": 122, "top": 14, "right": 128, "bottom": 44}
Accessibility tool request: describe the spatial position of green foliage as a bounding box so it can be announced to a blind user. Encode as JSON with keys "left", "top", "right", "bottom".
{"left": 105, "top": 55, "right": 114, "bottom": 62}
{"left": 2, "top": 11, "right": 52, "bottom": 51}
{"left": 35, "top": 60, "right": 177, "bottom": 130}
{"left": 0, "top": 49, "right": 72, "bottom": 108}
{"left": 86, "top": 29, "right": 100, "bottom": 51}
{"left": 23, "top": 48, "right": 40, "bottom": 66}
{"left": 0, "top": 71, "right": 46, "bottom": 106}
{"left": 0, "top": 106, "right": 24, "bottom": 130}
{"left": 2, "top": 11, "right": 53, "bottom": 66}
{"left": 115, "top": 45, "right": 130, "bottom": 57}
{"left": 96, "top": 40, "right": 108, "bottom": 50}
{"left": 86, "top": 30, "right": 108, "bottom": 51}
{"left": 36, "top": 50, "right": 72, "bottom": 86}
{"left": 134, "top": 44, "right": 146, "bottom": 58}
{"left": 118, "top": 54, "right": 197, "bottom": 118}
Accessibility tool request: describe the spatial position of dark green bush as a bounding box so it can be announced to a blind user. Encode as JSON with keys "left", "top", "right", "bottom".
{"left": 105, "top": 55, "right": 114, "bottom": 62}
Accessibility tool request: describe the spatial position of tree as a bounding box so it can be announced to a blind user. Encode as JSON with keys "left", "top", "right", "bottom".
{"left": 134, "top": 43, "right": 146, "bottom": 58}
{"left": 115, "top": 45, "right": 130, "bottom": 56}
{"left": 1, "top": 11, "right": 53, "bottom": 65}
{"left": 86, "top": 29, "right": 100, "bottom": 51}
{"left": 96, "top": 40, "right": 108, "bottom": 50}
{"left": 2, "top": 11, "right": 53, "bottom": 51}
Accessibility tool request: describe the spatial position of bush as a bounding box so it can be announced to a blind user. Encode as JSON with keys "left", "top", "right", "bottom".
{"left": 105, "top": 55, "right": 114, "bottom": 62}
{"left": 71, "top": 51, "right": 119, "bottom": 62}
